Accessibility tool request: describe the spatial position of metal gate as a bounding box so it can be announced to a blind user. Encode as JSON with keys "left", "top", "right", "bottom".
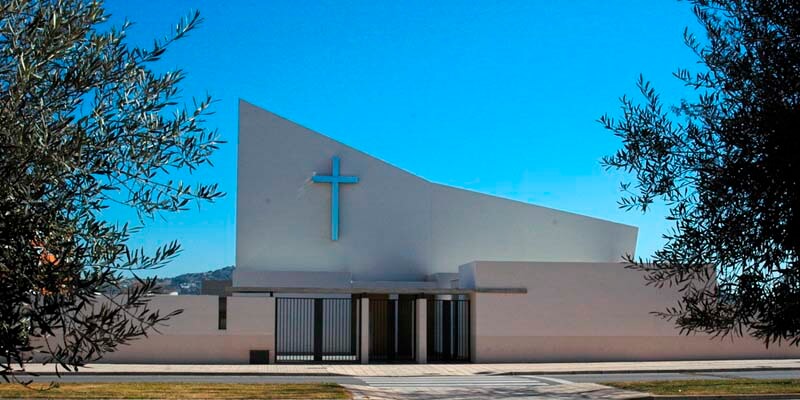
{"left": 427, "top": 299, "right": 470, "bottom": 362}
{"left": 369, "top": 298, "right": 416, "bottom": 362}
{"left": 275, "top": 297, "right": 360, "bottom": 363}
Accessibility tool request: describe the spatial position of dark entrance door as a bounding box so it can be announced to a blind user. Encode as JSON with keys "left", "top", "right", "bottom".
{"left": 427, "top": 298, "right": 470, "bottom": 362}
{"left": 275, "top": 297, "right": 360, "bottom": 363}
{"left": 369, "top": 297, "right": 416, "bottom": 362}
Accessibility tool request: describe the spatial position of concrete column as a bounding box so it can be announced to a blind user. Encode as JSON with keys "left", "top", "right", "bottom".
{"left": 266, "top": 297, "right": 276, "bottom": 364}
{"left": 469, "top": 293, "right": 477, "bottom": 363}
{"left": 416, "top": 297, "right": 427, "bottom": 363}
{"left": 360, "top": 297, "right": 369, "bottom": 364}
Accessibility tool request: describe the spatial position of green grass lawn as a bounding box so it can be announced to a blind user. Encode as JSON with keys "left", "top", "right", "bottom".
{"left": 0, "top": 382, "right": 351, "bottom": 399}
{"left": 606, "top": 378, "right": 800, "bottom": 396}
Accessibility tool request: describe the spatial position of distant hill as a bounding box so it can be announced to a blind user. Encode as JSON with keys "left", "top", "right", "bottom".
{"left": 111, "top": 265, "right": 234, "bottom": 295}
{"left": 158, "top": 265, "right": 234, "bottom": 294}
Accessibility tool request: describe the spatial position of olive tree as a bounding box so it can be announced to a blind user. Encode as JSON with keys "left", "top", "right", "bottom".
{"left": 0, "top": 0, "right": 222, "bottom": 380}
{"left": 601, "top": 0, "right": 800, "bottom": 346}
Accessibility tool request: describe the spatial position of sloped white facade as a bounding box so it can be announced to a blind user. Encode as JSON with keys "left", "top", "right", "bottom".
{"left": 235, "top": 100, "right": 638, "bottom": 284}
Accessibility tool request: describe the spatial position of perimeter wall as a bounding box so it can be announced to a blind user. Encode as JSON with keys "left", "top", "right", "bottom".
{"left": 100, "top": 295, "right": 275, "bottom": 364}
{"left": 463, "top": 261, "right": 800, "bottom": 362}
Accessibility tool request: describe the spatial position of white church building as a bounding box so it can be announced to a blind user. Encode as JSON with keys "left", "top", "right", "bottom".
{"left": 103, "top": 100, "right": 800, "bottom": 364}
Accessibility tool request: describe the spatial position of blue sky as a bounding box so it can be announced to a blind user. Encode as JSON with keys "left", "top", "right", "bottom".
{"left": 104, "top": 0, "right": 702, "bottom": 277}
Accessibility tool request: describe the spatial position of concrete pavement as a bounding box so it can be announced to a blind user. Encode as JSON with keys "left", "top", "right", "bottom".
{"left": 344, "top": 382, "right": 650, "bottom": 400}
{"left": 13, "top": 366, "right": 800, "bottom": 400}
{"left": 28, "top": 369, "right": 800, "bottom": 383}
{"left": 17, "top": 359, "right": 800, "bottom": 376}
{"left": 13, "top": 368, "right": 657, "bottom": 400}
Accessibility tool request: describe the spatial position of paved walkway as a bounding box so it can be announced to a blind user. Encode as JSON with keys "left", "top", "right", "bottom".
{"left": 357, "top": 375, "right": 569, "bottom": 388}
{"left": 19, "top": 359, "right": 800, "bottom": 376}
{"left": 344, "top": 382, "right": 649, "bottom": 400}
{"left": 346, "top": 376, "right": 650, "bottom": 400}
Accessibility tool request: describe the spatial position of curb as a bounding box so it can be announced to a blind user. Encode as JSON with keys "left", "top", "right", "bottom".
{"left": 18, "top": 371, "right": 346, "bottom": 377}
{"left": 16, "top": 366, "right": 800, "bottom": 377}
{"left": 497, "top": 367, "right": 800, "bottom": 376}
{"left": 644, "top": 395, "right": 800, "bottom": 400}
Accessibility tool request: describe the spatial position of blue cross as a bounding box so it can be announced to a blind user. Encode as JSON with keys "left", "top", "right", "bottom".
{"left": 312, "top": 156, "right": 359, "bottom": 241}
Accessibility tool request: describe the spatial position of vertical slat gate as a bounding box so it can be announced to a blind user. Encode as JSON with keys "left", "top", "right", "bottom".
{"left": 427, "top": 298, "right": 470, "bottom": 362}
{"left": 369, "top": 298, "right": 389, "bottom": 361}
{"left": 275, "top": 297, "right": 359, "bottom": 363}
{"left": 397, "top": 298, "right": 415, "bottom": 359}
{"left": 369, "top": 298, "right": 416, "bottom": 362}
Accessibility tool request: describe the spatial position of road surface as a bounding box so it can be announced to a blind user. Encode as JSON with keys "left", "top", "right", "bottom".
{"left": 21, "top": 368, "right": 800, "bottom": 387}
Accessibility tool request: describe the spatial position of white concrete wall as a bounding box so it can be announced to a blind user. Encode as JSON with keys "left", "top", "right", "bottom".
{"left": 97, "top": 262, "right": 800, "bottom": 364}
{"left": 101, "top": 295, "right": 275, "bottom": 364}
{"left": 235, "top": 100, "right": 638, "bottom": 284}
{"left": 464, "top": 261, "right": 800, "bottom": 362}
